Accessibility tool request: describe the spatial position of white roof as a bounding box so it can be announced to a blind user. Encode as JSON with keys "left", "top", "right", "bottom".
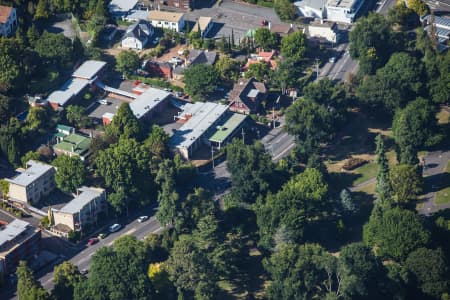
{"left": 0, "top": 219, "right": 29, "bottom": 247}
{"left": 294, "top": 0, "right": 327, "bottom": 10}
{"left": 170, "top": 102, "right": 228, "bottom": 150}
{"left": 46, "top": 78, "right": 89, "bottom": 106}
{"left": 6, "top": 160, "right": 54, "bottom": 187}
{"left": 125, "top": 10, "right": 150, "bottom": 21}
{"left": 327, "top": 0, "right": 359, "bottom": 9}
{"left": 73, "top": 60, "right": 106, "bottom": 80}
{"left": 102, "top": 112, "right": 115, "bottom": 120}
{"left": 108, "top": 0, "right": 138, "bottom": 14}
{"left": 129, "top": 87, "right": 171, "bottom": 119}
{"left": 59, "top": 187, "right": 104, "bottom": 214}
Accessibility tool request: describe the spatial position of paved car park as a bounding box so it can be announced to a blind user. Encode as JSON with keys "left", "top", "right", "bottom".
{"left": 185, "top": 0, "right": 285, "bottom": 40}
{"left": 86, "top": 97, "right": 123, "bottom": 120}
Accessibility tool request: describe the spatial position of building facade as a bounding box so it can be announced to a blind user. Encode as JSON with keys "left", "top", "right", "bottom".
{"left": 326, "top": 0, "right": 365, "bottom": 24}
{"left": 0, "top": 6, "right": 17, "bottom": 37}
{"left": 307, "top": 21, "right": 339, "bottom": 43}
{"left": 148, "top": 11, "right": 185, "bottom": 32}
{"left": 228, "top": 78, "right": 267, "bottom": 115}
{"left": 6, "top": 161, "right": 56, "bottom": 205}
{"left": 121, "top": 20, "right": 154, "bottom": 50}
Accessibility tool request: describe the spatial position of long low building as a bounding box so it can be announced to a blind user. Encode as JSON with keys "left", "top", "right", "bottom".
{"left": 50, "top": 187, "right": 107, "bottom": 237}
{"left": 0, "top": 219, "right": 41, "bottom": 279}
{"left": 170, "top": 102, "right": 229, "bottom": 160}
{"left": 326, "top": 0, "right": 365, "bottom": 24}
{"left": 208, "top": 113, "right": 248, "bottom": 150}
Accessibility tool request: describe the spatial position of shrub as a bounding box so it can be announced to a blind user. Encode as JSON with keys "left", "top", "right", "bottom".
{"left": 342, "top": 157, "right": 368, "bottom": 170}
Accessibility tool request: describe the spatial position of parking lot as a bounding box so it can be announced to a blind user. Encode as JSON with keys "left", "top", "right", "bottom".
{"left": 185, "top": 0, "right": 285, "bottom": 40}
{"left": 86, "top": 97, "right": 124, "bottom": 120}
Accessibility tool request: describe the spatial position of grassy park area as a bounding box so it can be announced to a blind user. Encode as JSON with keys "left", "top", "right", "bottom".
{"left": 435, "top": 161, "right": 450, "bottom": 205}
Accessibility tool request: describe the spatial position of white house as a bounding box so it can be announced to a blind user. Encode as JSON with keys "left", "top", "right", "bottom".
{"left": 121, "top": 20, "right": 154, "bottom": 50}
{"left": 307, "top": 21, "right": 339, "bottom": 44}
{"left": 326, "top": 0, "right": 365, "bottom": 24}
{"left": 192, "top": 17, "right": 213, "bottom": 38}
{"left": 148, "top": 11, "right": 185, "bottom": 32}
{"left": 294, "top": 0, "right": 327, "bottom": 19}
{"left": 0, "top": 5, "right": 17, "bottom": 37}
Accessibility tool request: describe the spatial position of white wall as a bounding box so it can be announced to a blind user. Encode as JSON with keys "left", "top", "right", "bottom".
{"left": 122, "top": 37, "right": 144, "bottom": 50}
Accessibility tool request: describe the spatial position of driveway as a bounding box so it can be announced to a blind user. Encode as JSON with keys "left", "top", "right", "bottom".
{"left": 418, "top": 150, "right": 450, "bottom": 215}
{"left": 185, "top": 0, "right": 285, "bottom": 40}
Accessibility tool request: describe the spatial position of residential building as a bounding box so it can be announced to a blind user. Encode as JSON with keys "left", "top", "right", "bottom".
{"left": 144, "top": 61, "right": 173, "bottom": 79}
{"left": 192, "top": 17, "right": 213, "bottom": 38}
{"left": 326, "top": 0, "right": 365, "bottom": 24}
{"left": 229, "top": 78, "right": 268, "bottom": 115}
{"left": 53, "top": 132, "right": 92, "bottom": 161}
{"left": 129, "top": 87, "right": 171, "bottom": 120}
{"left": 307, "top": 21, "right": 339, "bottom": 44}
{"left": 47, "top": 60, "right": 107, "bottom": 110}
{"left": 170, "top": 102, "right": 229, "bottom": 160}
{"left": 0, "top": 5, "right": 17, "bottom": 37}
{"left": 6, "top": 161, "right": 56, "bottom": 205}
{"left": 294, "top": 0, "right": 327, "bottom": 19}
{"left": 173, "top": 49, "right": 217, "bottom": 79}
{"left": 148, "top": 11, "right": 185, "bottom": 32}
{"left": 101, "top": 24, "right": 118, "bottom": 42}
{"left": 423, "top": 15, "right": 450, "bottom": 52}
{"left": 56, "top": 124, "right": 75, "bottom": 136}
{"left": 50, "top": 187, "right": 107, "bottom": 237}
{"left": 109, "top": 0, "right": 138, "bottom": 18}
{"left": 245, "top": 50, "right": 277, "bottom": 70}
{"left": 121, "top": 19, "right": 154, "bottom": 50}
{"left": 208, "top": 113, "right": 247, "bottom": 150}
{"left": 0, "top": 219, "right": 41, "bottom": 279}
{"left": 269, "top": 23, "right": 296, "bottom": 37}
{"left": 124, "top": 10, "right": 150, "bottom": 22}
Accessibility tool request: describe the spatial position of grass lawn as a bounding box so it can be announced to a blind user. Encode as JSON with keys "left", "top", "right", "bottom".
{"left": 352, "top": 181, "right": 376, "bottom": 195}
{"left": 353, "top": 162, "right": 377, "bottom": 185}
{"left": 435, "top": 161, "right": 450, "bottom": 205}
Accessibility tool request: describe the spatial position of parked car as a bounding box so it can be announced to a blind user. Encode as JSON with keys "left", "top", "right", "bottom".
{"left": 87, "top": 238, "right": 99, "bottom": 246}
{"left": 98, "top": 232, "right": 109, "bottom": 239}
{"left": 81, "top": 269, "right": 88, "bottom": 275}
{"left": 329, "top": 57, "right": 336, "bottom": 63}
{"left": 169, "top": 57, "right": 183, "bottom": 64}
{"left": 138, "top": 216, "right": 149, "bottom": 223}
{"left": 98, "top": 99, "right": 109, "bottom": 105}
{"left": 164, "top": 88, "right": 173, "bottom": 92}
{"left": 109, "top": 223, "right": 122, "bottom": 233}
{"left": 176, "top": 91, "right": 184, "bottom": 98}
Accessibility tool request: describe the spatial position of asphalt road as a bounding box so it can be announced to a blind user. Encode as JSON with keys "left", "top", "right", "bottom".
{"left": 425, "top": 0, "right": 450, "bottom": 12}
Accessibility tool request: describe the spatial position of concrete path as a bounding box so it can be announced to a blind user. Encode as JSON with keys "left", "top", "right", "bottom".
{"left": 349, "top": 177, "right": 376, "bottom": 192}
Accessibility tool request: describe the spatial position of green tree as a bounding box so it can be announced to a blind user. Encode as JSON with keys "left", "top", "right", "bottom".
{"left": 176, "top": 188, "right": 215, "bottom": 234}
{"left": 27, "top": 24, "right": 41, "bottom": 47}
{"left": 390, "top": 164, "right": 422, "bottom": 203}
{"left": 183, "top": 64, "right": 220, "bottom": 101}
{"left": 17, "top": 261, "right": 50, "bottom": 300}
{"left": 256, "top": 168, "right": 328, "bottom": 248}
{"left": 407, "top": 0, "right": 429, "bottom": 16}
{"left": 214, "top": 55, "right": 240, "bottom": 82}
{"left": 0, "top": 94, "right": 11, "bottom": 124}
{"left": 166, "top": 236, "right": 218, "bottom": 299}
{"left": 340, "top": 189, "right": 357, "bottom": 214}
{"left": 144, "top": 125, "right": 169, "bottom": 160}
{"left": 253, "top": 28, "right": 278, "bottom": 51}
{"left": 363, "top": 206, "right": 430, "bottom": 261}
{"left": 280, "top": 31, "right": 307, "bottom": 62}
{"left": 52, "top": 261, "right": 83, "bottom": 300}
{"left": 155, "top": 160, "right": 179, "bottom": 227}
{"left": 53, "top": 155, "right": 87, "bottom": 193}
{"left": 116, "top": 50, "right": 140, "bottom": 77}
{"left": 34, "top": 0, "right": 50, "bottom": 20}
{"left": 375, "top": 134, "right": 392, "bottom": 203}
{"left": 245, "top": 61, "right": 271, "bottom": 81}
{"left": 0, "top": 38, "right": 24, "bottom": 92}
{"left": 349, "top": 13, "right": 394, "bottom": 75}
{"left": 21, "top": 151, "right": 42, "bottom": 167}
{"left": 0, "top": 118, "right": 25, "bottom": 164}
{"left": 106, "top": 102, "right": 141, "bottom": 140}
{"left": 226, "top": 140, "right": 274, "bottom": 204}
{"left": 66, "top": 105, "right": 91, "bottom": 129}
{"left": 271, "top": 58, "right": 302, "bottom": 94}
{"left": 274, "top": 0, "right": 297, "bottom": 21}
{"left": 405, "top": 247, "right": 450, "bottom": 298}
{"left": 392, "top": 98, "right": 436, "bottom": 164}
{"left": 35, "top": 32, "right": 73, "bottom": 67}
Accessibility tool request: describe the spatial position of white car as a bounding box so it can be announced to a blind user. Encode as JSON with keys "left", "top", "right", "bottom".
{"left": 98, "top": 99, "right": 109, "bottom": 105}
{"left": 138, "top": 216, "right": 149, "bottom": 223}
{"left": 329, "top": 57, "right": 336, "bottom": 63}
{"left": 109, "top": 223, "right": 122, "bottom": 233}
{"left": 169, "top": 57, "right": 183, "bottom": 64}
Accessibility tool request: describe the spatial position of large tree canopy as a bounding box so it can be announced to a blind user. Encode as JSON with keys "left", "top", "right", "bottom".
{"left": 253, "top": 28, "right": 278, "bottom": 51}
{"left": 116, "top": 50, "right": 140, "bottom": 77}
{"left": 53, "top": 155, "right": 87, "bottom": 193}
{"left": 280, "top": 31, "right": 307, "bottom": 62}
{"left": 183, "top": 64, "right": 220, "bottom": 101}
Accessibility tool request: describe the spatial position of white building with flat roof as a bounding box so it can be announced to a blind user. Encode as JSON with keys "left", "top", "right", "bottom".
{"left": 170, "top": 102, "right": 229, "bottom": 160}
{"left": 148, "top": 11, "right": 185, "bottom": 32}
{"left": 50, "top": 187, "right": 107, "bottom": 237}
{"left": 6, "top": 160, "right": 56, "bottom": 205}
{"left": 326, "top": 0, "right": 365, "bottom": 24}
{"left": 129, "top": 87, "right": 171, "bottom": 120}
{"left": 294, "top": 0, "right": 327, "bottom": 19}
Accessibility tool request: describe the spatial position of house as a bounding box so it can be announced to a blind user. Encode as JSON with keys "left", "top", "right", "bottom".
{"left": 47, "top": 60, "right": 107, "bottom": 110}
{"left": 124, "top": 9, "right": 150, "bottom": 22}
{"left": 173, "top": 49, "right": 218, "bottom": 79}
{"left": 423, "top": 15, "right": 450, "bottom": 52}
{"left": 101, "top": 24, "right": 118, "bottom": 42}
{"left": 121, "top": 20, "right": 154, "bottom": 50}
{"left": 228, "top": 77, "right": 267, "bottom": 115}
{"left": 148, "top": 11, "right": 185, "bottom": 32}
{"left": 0, "top": 5, "right": 17, "bottom": 37}
{"left": 53, "top": 132, "right": 92, "bottom": 161}
{"left": 170, "top": 102, "right": 229, "bottom": 160}
{"left": 244, "top": 50, "right": 277, "bottom": 70}
{"left": 192, "top": 17, "right": 213, "bottom": 38}
{"left": 269, "top": 23, "right": 296, "bottom": 37}
{"left": 108, "top": 0, "right": 138, "bottom": 18}
{"left": 326, "top": 0, "right": 365, "bottom": 24}
{"left": 0, "top": 219, "right": 41, "bottom": 279}
{"left": 6, "top": 161, "right": 56, "bottom": 205}
{"left": 294, "top": 0, "right": 327, "bottom": 19}
{"left": 50, "top": 187, "right": 107, "bottom": 237}
{"left": 307, "top": 21, "right": 339, "bottom": 44}
{"left": 56, "top": 124, "right": 75, "bottom": 136}
{"left": 144, "top": 61, "right": 173, "bottom": 79}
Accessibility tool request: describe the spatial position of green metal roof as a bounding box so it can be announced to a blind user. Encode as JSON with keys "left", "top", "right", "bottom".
{"left": 53, "top": 134, "right": 91, "bottom": 155}
{"left": 209, "top": 113, "right": 247, "bottom": 143}
{"left": 56, "top": 124, "right": 74, "bottom": 132}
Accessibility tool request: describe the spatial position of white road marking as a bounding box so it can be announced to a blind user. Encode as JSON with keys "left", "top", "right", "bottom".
{"left": 273, "top": 143, "right": 296, "bottom": 161}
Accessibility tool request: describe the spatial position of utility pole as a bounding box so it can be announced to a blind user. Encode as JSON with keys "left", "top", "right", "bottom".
{"left": 211, "top": 146, "right": 215, "bottom": 169}
{"left": 315, "top": 58, "right": 320, "bottom": 79}
{"left": 272, "top": 106, "right": 276, "bottom": 129}
{"left": 241, "top": 128, "right": 245, "bottom": 144}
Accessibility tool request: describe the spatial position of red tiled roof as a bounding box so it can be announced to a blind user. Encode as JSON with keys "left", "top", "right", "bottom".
{"left": 0, "top": 6, "right": 13, "bottom": 24}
